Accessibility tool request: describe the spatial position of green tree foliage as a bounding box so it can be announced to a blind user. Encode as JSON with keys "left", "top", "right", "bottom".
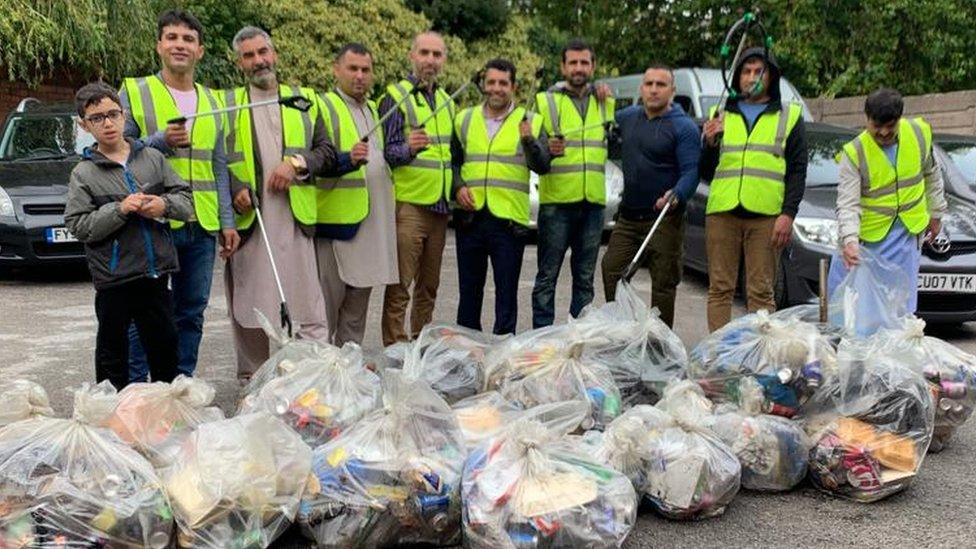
{"left": 0, "top": 0, "right": 156, "bottom": 85}
{"left": 520, "top": 0, "right": 976, "bottom": 97}
{"left": 405, "top": 0, "right": 510, "bottom": 42}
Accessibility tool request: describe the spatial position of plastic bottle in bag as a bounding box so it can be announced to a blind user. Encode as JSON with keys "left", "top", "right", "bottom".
{"left": 159, "top": 412, "right": 311, "bottom": 548}
{"left": 0, "top": 382, "right": 174, "bottom": 548}
{"left": 105, "top": 376, "right": 225, "bottom": 467}
{"left": 238, "top": 344, "right": 382, "bottom": 448}
{"left": 800, "top": 338, "right": 935, "bottom": 502}
{"left": 688, "top": 310, "right": 837, "bottom": 418}
{"left": 299, "top": 371, "right": 467, "bottom": 548}
{"left": 484, "top": 327, "right": 622, "bottom": 431}
{"left": 401, "top": 324, "right": 505, "bottom": 404}
{"left": 872, "top": 317, "right": 976, "bottom": 453}
{"left": 462, "top": 400, "right": 637, "bottom": 548}
{"left": 573, "top": 280, "right": 688, "bottom": 406}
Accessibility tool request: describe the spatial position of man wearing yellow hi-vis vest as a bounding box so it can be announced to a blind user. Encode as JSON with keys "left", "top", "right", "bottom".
{"left": 453, "top": 59, "right": 551, "bottom": 335}
{"left": 827, "top": 88, "right": 947, "bottom": 314}
{"left": 700, "top": 48, "right": 808, "bottom": 332}
{"left": 222, "top": 26, "right": 337, "bottom": 379}
{"left": 532, "top": 39, "right": 616, "bottom": 329}
{"left": 378, "top": 31, "right": 455, "bottom": 346}
{"left": 314, "top": 43, "right": 398, "bottom": 346}
{"left": 119, "top": 10, "right": 238, "bottom": 381}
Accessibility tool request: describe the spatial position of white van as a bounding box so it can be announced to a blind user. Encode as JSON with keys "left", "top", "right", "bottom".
{"left": 602, "top": 67, "right": 813, "bottom": 121}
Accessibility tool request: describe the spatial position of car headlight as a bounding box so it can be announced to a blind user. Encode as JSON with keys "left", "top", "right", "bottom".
{"left": 793, "top": 217, "right": 838, "bottom": 248}
{"left": 0, "top": 187, "right": 14, "bottom": 218}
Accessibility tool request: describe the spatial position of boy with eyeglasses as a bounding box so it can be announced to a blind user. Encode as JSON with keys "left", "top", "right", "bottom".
{"left": 65, "top": 82, "right": 193, "bottom": 390}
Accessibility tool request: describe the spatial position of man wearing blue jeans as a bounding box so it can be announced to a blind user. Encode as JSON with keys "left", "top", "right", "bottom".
{"left": 532, "top": 39, "right": 615, "bottom": 328}
{"left": 120, "top": 10, "right": 239, "bottom": 381}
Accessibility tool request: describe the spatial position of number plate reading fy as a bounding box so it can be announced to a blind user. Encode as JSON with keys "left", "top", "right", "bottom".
{"left": 45, "top": 227, "right": 78, "bottom": 243}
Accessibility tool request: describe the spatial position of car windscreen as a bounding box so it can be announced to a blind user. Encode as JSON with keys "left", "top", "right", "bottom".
{"left": 805, "top": 131, "right": 855, "bottom": 187}
{"left": 938, "top": 141, "right": 976, "bottom": 194}
{"left": 0, "top": 114, "right": 94, "bottom": 160}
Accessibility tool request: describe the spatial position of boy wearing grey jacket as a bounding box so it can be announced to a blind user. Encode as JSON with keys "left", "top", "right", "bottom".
{"left": 65, "top": 82, "right": 193, "bottom": 389}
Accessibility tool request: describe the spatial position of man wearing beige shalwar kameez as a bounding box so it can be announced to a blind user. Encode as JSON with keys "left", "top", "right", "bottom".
{"left": 224, "top": 27, "right": 337, "bottom": 378}
{"left": 315, "top": 43, "right": 398, "bottom": 346}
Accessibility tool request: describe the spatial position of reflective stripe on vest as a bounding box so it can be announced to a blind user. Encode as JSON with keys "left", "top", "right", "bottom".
{"left": 706, "top": 102, "right": 802, "bottom": 216}
{"left": 314, "top": 92, "right": 374, "bottom": 226}
{"left": 536, "top": 91, "right": 614, "bottom": 205}
{"left": 456, "top": 106, "right": 542, "bottom": 226}
{"left": 122, "top": 75, "right": 222, "bottom": 230}
{"left": 384, "top": 79, "right": 453, "bottom": 205}
{"left": 224, "top": 84, "right": 319, "bottom": 229}
{"left": 841, "top": 117, "right": 932, "bottom": 242}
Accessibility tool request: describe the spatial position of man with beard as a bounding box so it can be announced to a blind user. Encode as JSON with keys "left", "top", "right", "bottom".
{"left": 532, "top": 39, "right": 615, "bottom": 328}
{"left": 223, "top": 26, "right": 337, "bottom": 379}
{"left": 379, "top": 31, "right": 455, "bottom": 345}
{"left": 452, "top": 58, "right": 551, "bottom": 335}
{"left": 700, "top": 49, "right": 808, "bottom": 332}
{"left": 314, "top": 43, "right": 398, "bottom": 346}
{"left": 119, "top": 9, "right": 238, "bottom": 381}
{"left": 600, "top": 64, "right": 700, "bottom": 328}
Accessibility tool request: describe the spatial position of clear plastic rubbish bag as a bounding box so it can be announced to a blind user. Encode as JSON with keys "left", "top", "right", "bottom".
{"left": 828, "top": 247, "right": 912, "bottom": 338}
{"left": 401, "top": 324, "right": 505, "bottom": 404}
{"left": 0, "top": 382, "right": 174, "bottom": 548}
{"left": 0, "top": 380, "right": 54, "bottom": 427}
{"left": 769, "top": 304, "right": 845, "bottom": 349}
{"left": 452, "top": 392, "right": 588, "bottom": 451}
{"left": 484, "top": 326, "right": 622, "bottom": 430}
{"left": 159, "top": 412, "right": 311, "bottom": 548}
{"left": 299, "top": 370, "right": 466, "bottom": 548}
{"left": 873, "top": 317, "right": 976, "bottom": 453}
{"left": 241, "top": 309, "right": 339, "bottom": 390}
{"left": 574, "top": 280, "right": 688, "bottom": 405}
{"left": 105, "top": 376, "right": 224, "bottom": 467}
{"left": 688, "top": 310, "right": 837, "bottom": 418}
{"left": 462, "top": 401, "right": 636, "bottom": 548}
{"left": 238, "top": 344, "right": 382, "bottom": 448}
{"left": 706, "top": 401, "right": 809, "bottom": 492}
{"left": 800, "top": 339, "right": 935, "bottom": 502}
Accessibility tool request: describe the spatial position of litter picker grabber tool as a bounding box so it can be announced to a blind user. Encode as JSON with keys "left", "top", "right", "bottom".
{"left": 250, "top": 188, "right": 293, "bottom": 338}
{"left": 359, "top": 84, "right": 425, "bottom": 143}
{"left": 621, "top": 194, "right": 677, "bottom": 282}
{"left": 165, "top": 94, "right": 314, "bottom": 125}
{"left": 521, "top": 65, "right": 548, "bottom": 122}
{"left": 716, "top": 12, "right": 772, "bottom": 116}
{"left": 414, "top": 68, "right": 486, "bottom": 129}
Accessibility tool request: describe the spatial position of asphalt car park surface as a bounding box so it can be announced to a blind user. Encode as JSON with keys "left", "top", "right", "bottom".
{"left": 2, "top": 237, "right": 974, "bottom": 548}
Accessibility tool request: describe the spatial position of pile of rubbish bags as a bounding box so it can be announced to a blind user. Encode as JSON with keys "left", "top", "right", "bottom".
{"left": 3, "top": 264, "right": 976, "bottom": 547}
{"left": 0, "top": 382, "right": 175, "bottom": 548}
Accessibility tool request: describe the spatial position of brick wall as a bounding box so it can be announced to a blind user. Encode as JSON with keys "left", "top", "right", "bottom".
{"left": 806, "top": 90, "right": 976, "bottom": 136}
{"left": 1, "top": 79, "right": 80, "bottom": 120}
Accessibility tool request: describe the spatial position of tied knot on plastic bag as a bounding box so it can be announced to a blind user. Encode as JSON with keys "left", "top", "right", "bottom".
{"left": 167, "top": 375, "right": 216, "bottom": 409}
{"left": 0, "top": 380, "right": 55, "bottom": 426}
{"left": 657, "top": 380, "right": 714, "bottom": 433}
{"left": 71, "top": 381, "right": 118, "bottom": 425}
{"left": 506, "top": 419, "right": 558, "bottom": 479}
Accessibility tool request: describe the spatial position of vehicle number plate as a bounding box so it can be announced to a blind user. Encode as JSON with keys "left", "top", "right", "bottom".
{"left": 917, "top": 273, "right": 976, "bottom": 294}
{"left": 45, "top": 227, "right": 78, "bottom": 244}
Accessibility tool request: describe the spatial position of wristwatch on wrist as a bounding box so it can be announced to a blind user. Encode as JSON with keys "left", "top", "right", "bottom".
{"left": 287, "top": 155, "right": 302, "bottom": 170}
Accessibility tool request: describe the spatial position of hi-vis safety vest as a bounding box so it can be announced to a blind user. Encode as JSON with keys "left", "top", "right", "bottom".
{"left": 122, "top": 75, "right": 222, "bottom": 230}
{"left": 223, "top": 85, "right": 319, "bottom": 230}
{"left": 384, "top": 79, "right": 454, "bottom": 205}
{"left": 706, "top": 102, "right": 803, "bottom": 216}
{"left": 839, "top": 117, "right": 933, "bottom": 242}
{"left": 536, "top": 91, "right": 615, "bottom": 205}
{"left": 455, "top": 105, "right": 543, "bottom": 226}
{"left": 315, "top": 92, "right": 379, "bottom": 226}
